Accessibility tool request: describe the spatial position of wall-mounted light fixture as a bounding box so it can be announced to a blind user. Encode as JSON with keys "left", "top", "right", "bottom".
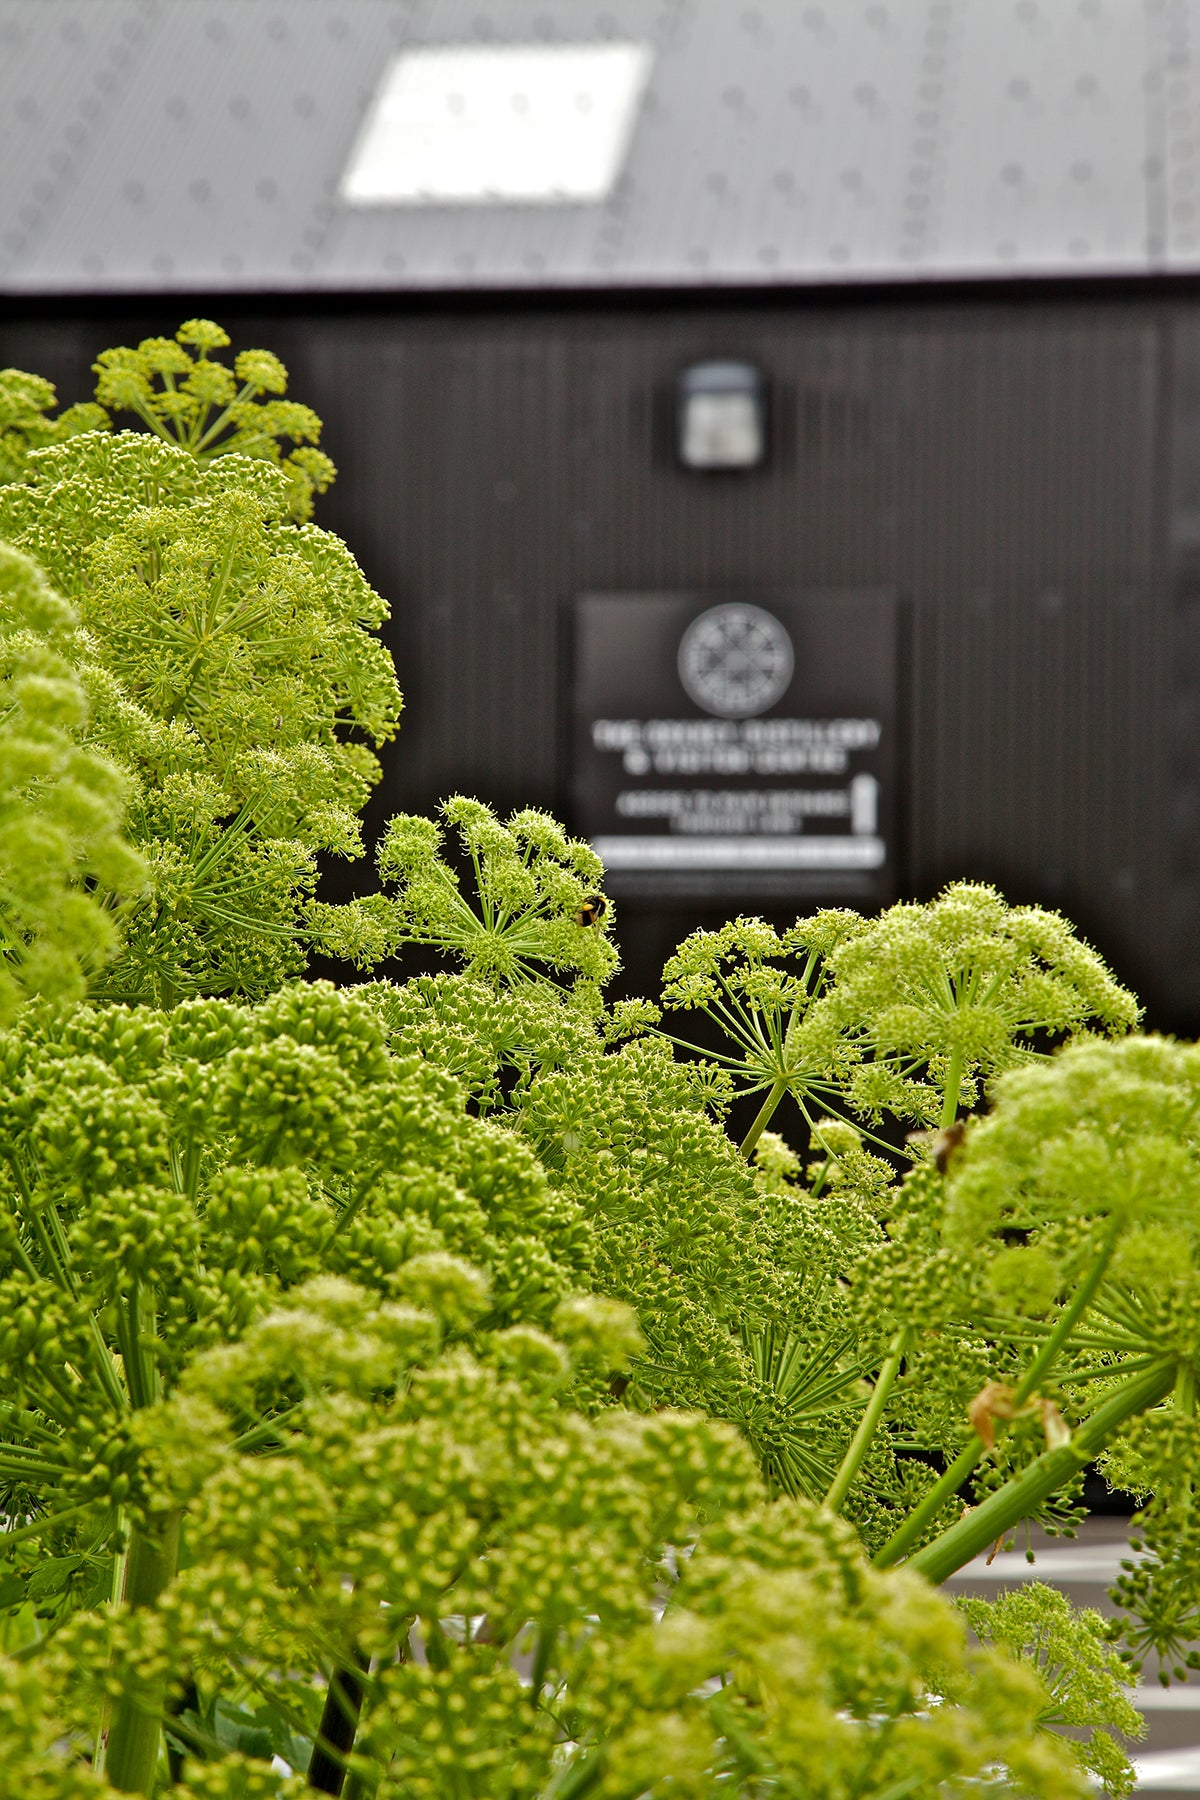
{"left": 676, "top": 359, "right": 767, "bottom": 471}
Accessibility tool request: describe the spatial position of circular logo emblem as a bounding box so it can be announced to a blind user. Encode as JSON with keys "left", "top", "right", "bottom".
{"left": 677, "top": 603, "right": 795, "bottom": 719}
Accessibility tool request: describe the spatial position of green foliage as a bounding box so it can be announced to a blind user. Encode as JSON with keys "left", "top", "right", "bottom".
{"left": 2, "top": 320, "right": 333, "bottom": 527}
{"left": 935, "top": 1037, "right": 1200, "bottom": 1683}
{"left": 0, "top": 320, "right": 1179, "bottom": 1798}
{"left": 0, "top": 541, "right": 145, "bottom": 1018}
{"left": 0, "top": 981, "right": 594, "bottom": 1435}
{"left": 817, "top": 882, "right": 1140, "bottom": 1126}
{"left": 30, "top": 1278, "right": 1088, "bottom": 1800}
{"left": 91, "top": 320, "right": 335, "bottom": 524}
{"left": 0, "top": 951, "right": 1142, "bottom": 1796}
{"left": 662, "top": 883, "right": 1139, "bottom": 1152}
{"left": 650, "top": 889, "right": 1146, "bottom": 1562}
{"left": 0, "top": 367, "right": 108, "bottom": 488}
{"left": 316, "top": 798, "right": 619, "bottom": 997}
{"left": 0, "top": 1652, "right": 108, "bottom": 1796}
{"left": 361, "top": 970, "right": 600, "bottom": 1114}
{"left": 660, "top": 909, "right": 861, "bottom": 1153}
{"left": 959, "top": 1584, "right": 1143, "bottom": 1796}
{"left": 518, "top": 1025, "right": 884, "bottom": 1501}
{"left": 0, "top": 415, "right": 401, "bottom": 1003}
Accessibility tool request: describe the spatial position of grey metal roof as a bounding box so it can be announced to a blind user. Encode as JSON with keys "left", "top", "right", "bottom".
{"left": 0, "top": 0, "right": 1197, "bottom": 294}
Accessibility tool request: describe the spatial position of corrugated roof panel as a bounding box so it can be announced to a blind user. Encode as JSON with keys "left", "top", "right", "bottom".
{"left": 14, "top": 0, "right": 410, "bottom": 291}
{"left": 610, "top": 2, "right": 936, "bottom": 283}
{"left": 1161, "top": 0, "right": 1200, "bottom": 268}
{"left": 0, "top": 0, "right": 158, "bottom": 288}
{"left": 932, "top": 0, "right": 1151, "bottom": 274}
{"left": 0, "top": 0, "right": 1196, "bottom": 292}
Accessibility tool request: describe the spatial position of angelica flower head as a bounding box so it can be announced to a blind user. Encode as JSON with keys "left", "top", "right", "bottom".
{"left": 0, "top": 420, "right": 401, "bottom": 1004}
{"left": 0, "top": 542, "right": 145, "bottom": 1018}
{"left": 0, "top": 366, "right": 108, "bottom": 489}
{"left": 92, "top": 318, "right": 335, "bottom": 522}
{"left": 65, "top": 1277, "right": 1086, "bottom": 1800}
{"left": 946, "top": 1035, "right": 1200, "bottom": 1248}
{"left": 820, "top": 881, "right": 1140, "bottom": 1126}
{"left": 361, "top": 798, "right": 617, "bottom": 992}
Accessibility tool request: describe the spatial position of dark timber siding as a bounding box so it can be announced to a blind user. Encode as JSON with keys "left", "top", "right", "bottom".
{"left": 2, "top": 292, "right": 1188, "bottom": 1025}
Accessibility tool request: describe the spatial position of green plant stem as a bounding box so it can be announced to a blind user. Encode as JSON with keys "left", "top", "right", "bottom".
{"left": 874, "top": 1439, "right": 983, "bottom": 1571}
{"left": 0, "top": 1447, "right": 70, "bottom": 1481}
{"left": 874, "top": 1221, "right": 1121, "bottom": 1570}
{"left": 92, "top": 1519, "right": 131, "bottom": 1780}
{"left": 908, "top": 1361, "right": 1174, "bottom": 1584}
{"left": 0, "top": 1501, "right": 91, "bottom": 1547}
{"left": 541, "top": 1749, "right": 606, "bottom": 1800}
{"left": 1010, "top": 1219, "right": 1122, "bottom": 1411}
{"left": 308, "top": 1651, "right": 369, "bottom": 1796}
{"left": 124, "top": 1282, "right": 156, "bottom": 1410}
{"left": 739, "top": 1080, "right": 788, "bottom": 1159}
{"left": 105, "top": 1509, "right": 182, "bottom": 1795}
{"left": 530, "top": 1621, "right": 558, "bottom": 1708}
{"left": 824, "top": 1327, "right": 908, "bottom": 1515}
{"left": 939, "top": 1049, "right": 964, "bottom": 1130}
{"left": 88, "top": 1315, "right": 131, "bottom": 1415}
{"left": 1175, "top": 1361, "right": 1197, "bottom": 1524}
{"left": 321, "top": 1167, "right": 382, "bottom": 1254}
{"left": 165, "top": 1678, "right": 200, "bottom": 1785}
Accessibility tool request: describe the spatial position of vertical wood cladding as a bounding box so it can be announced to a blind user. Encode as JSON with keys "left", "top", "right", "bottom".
{"left": 298, "top": 301, "right": 1166, "bottom": 1016}
{"left": 0, "top": 295, "right": 1177, "bottom": 1022}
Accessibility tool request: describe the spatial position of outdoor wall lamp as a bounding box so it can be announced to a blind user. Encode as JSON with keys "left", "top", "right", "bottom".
{"left": 675, "top": 359, "right": 767, "bottom": 470}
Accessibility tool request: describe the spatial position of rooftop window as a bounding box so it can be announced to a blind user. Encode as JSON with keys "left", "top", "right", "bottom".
{"left": 340, "top": 42, "right": 653, "bottom": 206}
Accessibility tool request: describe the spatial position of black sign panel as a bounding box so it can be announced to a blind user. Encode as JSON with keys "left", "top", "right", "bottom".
{"left": 572, "top": 591, "right": 898, "bottom": 903}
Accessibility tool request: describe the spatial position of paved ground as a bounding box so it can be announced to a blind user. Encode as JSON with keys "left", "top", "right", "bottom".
{"left": 942, "top": 1516, "right": 1200, "bottom": 1794}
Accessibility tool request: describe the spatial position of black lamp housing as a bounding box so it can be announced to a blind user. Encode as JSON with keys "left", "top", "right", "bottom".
{"left": 675, "top": 359, "right": 768, "bottom": 470}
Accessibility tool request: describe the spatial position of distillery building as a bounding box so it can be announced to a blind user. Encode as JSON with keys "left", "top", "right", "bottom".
{"left": 3, "top": 0, "right": 1200, "bottom": 1019}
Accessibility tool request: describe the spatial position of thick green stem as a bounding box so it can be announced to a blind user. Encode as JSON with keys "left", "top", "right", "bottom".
{"left": 739, "top": 1081, "right": 788, "bottom": 1159}
{"left": 530, "top": 1621, "right": 558, "bottom": 1708}
{"left": 874, "top": 1439, "right": 985, "bottom": 1570}
{"left": 939, "top": 1049, "right": 964, "bottom": 1130}
{"left": 308, "top": 1652, "right": 369, "bottom": 1796}
{"left": 88, "top": 1315, "right": 131, "bottom": 1416}
{"left": 105, "top": 1510, "right": 181, "bottom": 1795}
{"left": 542, "top": 1750, "right": 606, "bottom": 1800}
{"left": 825, "top": 1327, "right": 908, "bottom": 1515}
{"left": 874, "top": 1221, "right": 1122, "bottom": 1569}
{"left": 1010, "top": 1218, "right": 1121, "bottom": 1411}
{"left": 92, "top": 1521, "right": 130, "bottom": 1780}
{"left": 908, "top": 1361, "right": 1175, "bottom": 1584}
{"left": 1175, "top": 1361, "right": 1197, "bottom": 1524}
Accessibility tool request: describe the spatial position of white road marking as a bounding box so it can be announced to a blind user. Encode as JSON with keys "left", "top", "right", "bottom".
{"left": 1130, "top": 1687, "right": 1200, "bottom": 1712}
{"left": 1131, "top": 1746, "right": 1200, "bottom": 1790}
{"left": 946, "top": 1547, "right": 1136, "bottom": 1583}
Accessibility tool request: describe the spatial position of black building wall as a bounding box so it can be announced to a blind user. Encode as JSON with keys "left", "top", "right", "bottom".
{"left": 2, "top": 290, "right": 1189, "bottom": 1026}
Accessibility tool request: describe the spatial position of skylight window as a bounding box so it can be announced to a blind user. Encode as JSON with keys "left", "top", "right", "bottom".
{"left": 340, "top": 42, "right": 653, "bottom": 206}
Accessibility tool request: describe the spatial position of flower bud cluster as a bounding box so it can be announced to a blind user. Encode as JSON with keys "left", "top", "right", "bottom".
{"left": 0, "top": 368, "right": 401, "bottom": 1003}
{"left": 0, "top": 544, "right": 144, "bottom": 1016}
{"left": 346, "top": 798, "right": 618, "bottom": 994}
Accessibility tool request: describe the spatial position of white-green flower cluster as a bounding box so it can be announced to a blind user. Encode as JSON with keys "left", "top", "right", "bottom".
{"left": 661, "top": 883, "right": 1139, "bottom": 1147}
{"left": 0, "top": 366, "right": 109, "bottom": 487}
{"left": 0, "top": 329, "right": 402, "bottom": 1003}
{"left": 92, "top": 318, "right": 335, "bottom": 523}
{"left": 315, "top": 798, "right": 619, "bottom": 997}
{"left": 0, "top": 541, "right": 145, "bottom": 1018}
